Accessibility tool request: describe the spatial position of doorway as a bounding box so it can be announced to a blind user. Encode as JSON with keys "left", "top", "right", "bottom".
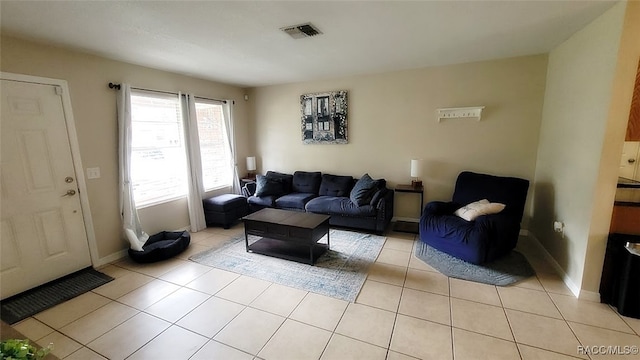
{"left": 1, "top": 73, "right": 96, "bottom": 299}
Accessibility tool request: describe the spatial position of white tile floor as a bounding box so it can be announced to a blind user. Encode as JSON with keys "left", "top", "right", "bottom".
{"left": 11, "top": 224, "right": 640, "bottom": 360}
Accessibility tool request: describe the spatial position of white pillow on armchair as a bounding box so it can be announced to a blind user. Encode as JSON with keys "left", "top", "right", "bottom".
{"left": 454, "top": 199, "right": 506, "bottom": 221}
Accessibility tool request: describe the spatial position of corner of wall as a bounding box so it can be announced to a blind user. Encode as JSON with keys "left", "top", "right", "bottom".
{"left": 581, "top": 0, "right": 640, "bottom": 294}
{"left": 94, "top": 249, "right": 129, "bottom": 268}
{"left": 529, "top": 0, "right": 628, "bottom": 299}
{"left": 523, "top": 230, "right": 581, "bottom": 298}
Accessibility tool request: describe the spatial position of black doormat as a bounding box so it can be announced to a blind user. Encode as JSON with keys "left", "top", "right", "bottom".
{"left": 0, "top": 267, "right": 114, "bottom": 325}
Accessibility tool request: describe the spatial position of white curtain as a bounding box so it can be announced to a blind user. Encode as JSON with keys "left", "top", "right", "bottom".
{"left": 182, "top": 94, "right": 207, "bottom": 232}
{"left": 223, "top": 101, "right": 242, "bottom": 194}
{"left": 117, "top": 84, "right": 149, "bottom": 251}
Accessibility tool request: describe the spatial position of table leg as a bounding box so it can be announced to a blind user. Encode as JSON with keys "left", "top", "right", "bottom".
{"left": 244, "top": 228, "right": 249, "bottom": 252}
{"left": 327, "top": 229, "right": 330, "bottom": 250}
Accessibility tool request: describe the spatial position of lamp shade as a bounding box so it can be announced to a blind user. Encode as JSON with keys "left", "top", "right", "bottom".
{"left": 246, "top": 156, "right": 256, "bottom": 171}
{"left": 410, "top": 159, "right": 421, "bottom": 177}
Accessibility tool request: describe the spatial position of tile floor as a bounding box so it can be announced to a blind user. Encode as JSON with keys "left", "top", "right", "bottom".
{"left": 10, "top": 224, "right": 640, "bottom": 360}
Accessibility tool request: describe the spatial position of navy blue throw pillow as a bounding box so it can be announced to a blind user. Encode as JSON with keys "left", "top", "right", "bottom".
{"left": 255, "top": 174, "right": 284, "bottom": 197}
{"left": 350, "top": 173, "right": 379, "bottom": 206}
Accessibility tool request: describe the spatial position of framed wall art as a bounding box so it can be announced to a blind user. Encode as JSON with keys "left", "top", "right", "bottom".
{"left": 301, "top": 90, "right": 348, "bottom": 144}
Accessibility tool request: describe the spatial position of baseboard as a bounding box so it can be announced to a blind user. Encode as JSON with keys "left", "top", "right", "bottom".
{"left": 94, "top": 248, "right": 128, "bottom": 268}
{"left": 523, "top": 231, "right": 582, "bottom": 298}
{"left": 579, "top": 289, "right": 601, "bottom": 302}
{"left": 392, "top": 216, "right": 419, "bottom": 223}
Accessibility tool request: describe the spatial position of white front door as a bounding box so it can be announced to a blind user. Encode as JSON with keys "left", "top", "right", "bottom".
{"left": 1, "top": 79, "right": 91, "bottom": 299}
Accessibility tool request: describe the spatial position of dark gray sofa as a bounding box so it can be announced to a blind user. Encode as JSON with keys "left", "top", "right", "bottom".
{"left": 244, "top": 171, "right": 394, "bottom": 234}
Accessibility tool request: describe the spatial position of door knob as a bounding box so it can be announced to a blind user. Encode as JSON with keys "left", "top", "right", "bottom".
{"left": 628, "top": 158, "right": 636, "bottom": 164}
{"left": 62, "top": 189, "right": 76, "bottom": 197}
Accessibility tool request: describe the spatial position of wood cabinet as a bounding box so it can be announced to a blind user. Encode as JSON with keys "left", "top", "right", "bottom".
{"left": 610, "top": 204, "right": 640, "bottom": 235}
{"left": 626, "top": 59, "right": 640, "bottom": 141}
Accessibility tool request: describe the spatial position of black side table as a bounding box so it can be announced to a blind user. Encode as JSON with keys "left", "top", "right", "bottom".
{"left": 240, "top": 177, "right": 256, "bottom": 188}
{"left": 393, "top": 184, "right": 424, "bottom": 234}
{"left": 240, "top": 177, "right": 256, "bottom": 197}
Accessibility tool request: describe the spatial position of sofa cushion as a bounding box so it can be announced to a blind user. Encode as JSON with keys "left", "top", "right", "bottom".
{"left": 318, "top": 174, "right": 353, "bottom": 197}
{"left": 275, "top": 193, "right": 317, "bottom": 210}
{"left": 255, "top": 174, "right": 285, "bottom": 197}
{"left": 248, "top": 194, "right": 278, "bottom": 208}
{"left": 265, "top": 171, "right": 294, "bottom": 193}
{"left": 350, "top": 173, "right": 380, "bottom": 206}
{"left": 419, "top": 215, "right": 487, "bottom": 264}
{"left": 292, "top": 171, "right": 322, "bottom": 194}
{"left": 306, "top": 196, "right": 376, "bottom": 217}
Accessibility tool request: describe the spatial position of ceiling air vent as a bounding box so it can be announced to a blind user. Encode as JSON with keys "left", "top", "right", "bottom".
{"left": 281, "top": 23, "right": 322, "bottom": 39}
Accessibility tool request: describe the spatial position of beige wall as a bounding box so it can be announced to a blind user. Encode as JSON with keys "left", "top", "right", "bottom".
{"left": 582, "top": 1, "right": 640, "bottom": 294}
{"left": 530, "top": 2, "right": 629, "bottom": 295}
{"left": 0, "top": 36, "right": 252, "bottom": 261}
{"left": 250, "top": 55, "right": 548, "bottom": 222}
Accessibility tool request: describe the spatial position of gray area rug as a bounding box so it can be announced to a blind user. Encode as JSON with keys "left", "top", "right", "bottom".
{"left": 415, "top": 241, "right": 535, "bottom": 286}
{"left": 189, "top": 229, "right": 386, "bottom": 302}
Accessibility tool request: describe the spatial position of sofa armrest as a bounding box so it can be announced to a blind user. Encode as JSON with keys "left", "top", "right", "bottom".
{"left": 474, "top": 213, "right": 521, "bottom": 247}
{"left": 424, "top": 201, "right": 460, "bottom": 216}
{"left": 370, "top": 188, "right": 387, "bottom": 207}
{"left": 373, "top": 188, "right": 394, "bottom": 223}
{"left": 474, "top": 213, "right": 520, "bottom": 229}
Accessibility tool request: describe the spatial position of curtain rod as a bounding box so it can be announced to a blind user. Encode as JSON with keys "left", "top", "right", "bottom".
{"left": 108, "top": 82, "right": 228, "bottom": 103}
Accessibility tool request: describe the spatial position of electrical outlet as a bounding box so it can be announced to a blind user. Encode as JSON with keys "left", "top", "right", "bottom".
{"left": 554, "top": 221, "right": 565, "bottom": 238}
{"left": 553, "top": 221, "right": 564, "bottom": 232}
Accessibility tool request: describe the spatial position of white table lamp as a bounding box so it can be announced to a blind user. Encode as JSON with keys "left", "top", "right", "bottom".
{"left": 246, "top": 156, "right": 256, "bottom": 178}
{"left": 410, "top": 159, "right": 422, "bottom": 188}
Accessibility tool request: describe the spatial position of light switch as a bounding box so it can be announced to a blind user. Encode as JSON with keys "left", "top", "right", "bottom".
{"left": 87, "top": 167, "right": 101, "bottom": 179}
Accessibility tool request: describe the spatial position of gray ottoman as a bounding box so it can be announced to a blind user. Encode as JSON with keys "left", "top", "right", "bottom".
{"left": 203, "top": 194, "right": 249, "bottom": 229}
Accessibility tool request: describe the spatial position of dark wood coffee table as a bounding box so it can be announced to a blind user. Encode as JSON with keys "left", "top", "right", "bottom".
{"left": 242, "top": 208, "right": 330, "bottom": 265}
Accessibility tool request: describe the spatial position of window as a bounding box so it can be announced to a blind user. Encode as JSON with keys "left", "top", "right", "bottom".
{"left": 195, "top": 100, "right": 232, "bottom": 191}
{"left": 130, "top": 91, "right": 187, "bottom": 206}
{"left": 129, "top": 92, "right": 233, "bottom": 207}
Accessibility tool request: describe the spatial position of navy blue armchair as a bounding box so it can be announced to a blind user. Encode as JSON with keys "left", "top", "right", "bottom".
{"left": 419, "top": 171, "right": 529, "bottom": 264}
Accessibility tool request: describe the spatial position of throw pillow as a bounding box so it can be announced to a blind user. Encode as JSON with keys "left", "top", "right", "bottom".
{"left": 318, "top": 174, "right": 354, "bottom": 197}
{"left": 350, "top": 173, "right": 379, "bottom": 206}
{"left": 254, "top": 174, "right": 284, "bottom": 197}
{"left": 454, "top": 199, "right": 506, "bottom": 221}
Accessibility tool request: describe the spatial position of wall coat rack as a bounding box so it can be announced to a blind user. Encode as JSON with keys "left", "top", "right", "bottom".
{"left": 437, "top": 106, "right": 485, "bottom": 122}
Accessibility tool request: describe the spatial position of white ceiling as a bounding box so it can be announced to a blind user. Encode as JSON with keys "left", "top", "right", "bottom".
{"left": 0, "top": 1, "right": 617, "bottom": 88}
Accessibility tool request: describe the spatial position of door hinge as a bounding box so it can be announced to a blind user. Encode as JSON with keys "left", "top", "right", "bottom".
{"left": 55, "top": 86, "right": 63, "bottom": 95}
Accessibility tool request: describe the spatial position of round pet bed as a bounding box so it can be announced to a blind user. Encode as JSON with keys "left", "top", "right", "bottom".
{"left": 128, "top": 231, "right": 190, "bottom": 263}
